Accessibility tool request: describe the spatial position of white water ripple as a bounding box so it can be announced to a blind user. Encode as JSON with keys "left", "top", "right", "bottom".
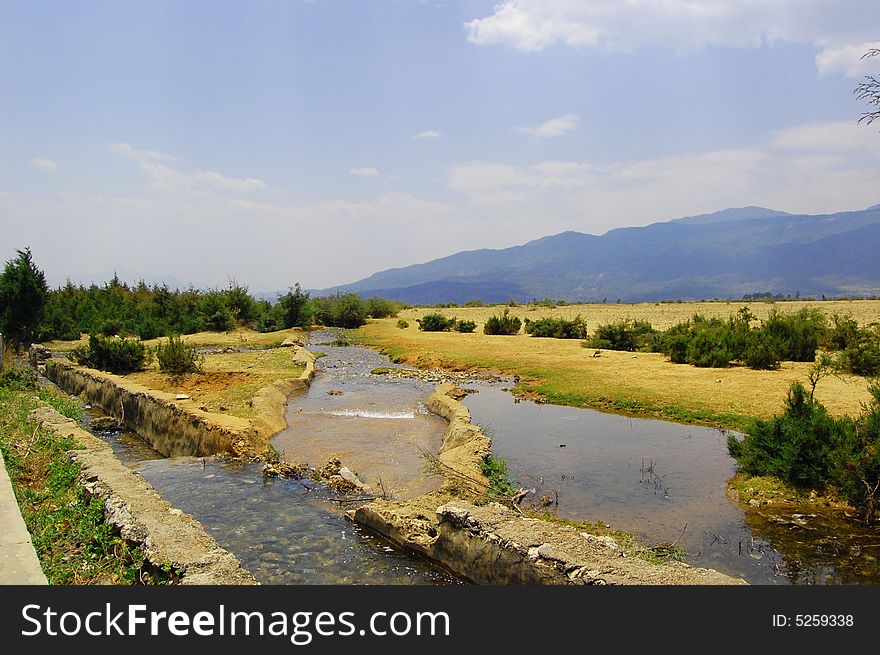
{"left": 326, "top": 409, "right": 415, "bottom": 420}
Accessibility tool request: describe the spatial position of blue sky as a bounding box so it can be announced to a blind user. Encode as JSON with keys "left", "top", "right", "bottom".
{"left": 2, "top": 0, "right": 879, "bottom": 290}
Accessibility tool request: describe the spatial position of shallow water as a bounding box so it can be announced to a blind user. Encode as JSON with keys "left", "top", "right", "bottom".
{"left": 133, "top": 457, "right": 457, "bottom": 585}
{"left": 272, "top": 331, "right": 446, "bottom": 500}
{"left": 82, "top": 414, "right": 457, "bottom": 584}
{"left": 463, "top": 384, "right": 880, "bottom": 585}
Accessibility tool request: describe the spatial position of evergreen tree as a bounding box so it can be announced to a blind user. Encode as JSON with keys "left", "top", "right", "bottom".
{"left": 0, "top": 248, "right": 48, "bottom": 346}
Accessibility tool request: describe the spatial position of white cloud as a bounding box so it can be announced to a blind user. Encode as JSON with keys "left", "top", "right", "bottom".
{"left": 110, "top": 142, "right": 266, "bottom": 194}
{"left": 515, "top": 113, "right": 578, "bottom": 139}
{"left": 350, "top": 167, "right": 380, "bottom": 176}
{"left": 465, "top": 1, "right": 880, "bottom": 75}
{"left": 447, "top": 120, "right": 880, "bottom": 231}
{"left": 192, "top": 170, "right": 266, "bottom": 194}
{"left": 816, "top": 41, "right": 880, "bottom": 77}
{"left": 31, "top": 158, "right": 58, "bottom": 172}
{"left": 413, "top": 130, "right": 442, "bottom": 140}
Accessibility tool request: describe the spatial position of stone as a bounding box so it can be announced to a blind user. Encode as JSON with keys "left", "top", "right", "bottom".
{"left": 89, "top": 416, "right": 123, "bottom": 431}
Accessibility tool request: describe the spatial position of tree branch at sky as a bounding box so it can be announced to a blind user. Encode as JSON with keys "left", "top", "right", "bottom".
{"left": 855, "top": 48, "right": 880, "bottom": 126}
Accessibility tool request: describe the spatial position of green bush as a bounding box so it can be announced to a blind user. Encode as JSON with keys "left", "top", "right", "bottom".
{"left": 396, "top": 319, "right": 409, "bottom": 329}
{"left": 834, "top": 382, "right": 880, "bottom": 521}
{"left": 483, "top": 309, "right": 521, "bottom": 335}
{"left": 728, "top": 381, "right": 880, "bottom": 521}
{"left": 72, "top": 334, "right": 150, "bottom": 374}
{"left": 525, "top": 316, "right": 588, "bottom": 339}
{"left": 365, "top": 297, "right": 401, "bottom": 319}
{"left": 455, "top": 320, "right": 477, "bottom": 333}
{"left": 842, "top": 336, "right": 880, "bottom": 376}
{"left": 741, "top": 333, "right": 781, "bottom": 370}
{"left": 156, "top": 335, "right": 202, "bottom": 375}
{"left": 276, "top": 283, "right": 311, "bottom": 328}
{"left": 586, "top": 319, "right": 654, "bottom": 350}
{"left": 417, "top": 313, "right": 456, "bottom": 332}
{"left": 824, "top": 313, "right": 861, "bottom": 351}
{"left": 727, "top": 383, "right": 845, "bottom": 489}
{"left": 761, "top": 308, "right": 826, "bottom": 362}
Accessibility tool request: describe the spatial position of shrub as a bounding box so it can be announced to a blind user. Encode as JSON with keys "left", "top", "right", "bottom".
{"left": 276, "top": 283, "right": 311, "bottom": 328}
{"left": 365, "top": 297, "right": 401, "bottom": 319}
{"left": 824, "top": 313, "right": 861, "bottom": 351}
{"left": 526, "top": 316, "right": 587, "bottom": 339}
{"left": 330, "top": 293, "right": 367, "bottom": 328}
{"left": 741, "top": 333, "right": 781, "bottom": 370}
{"left": 834, "top": 382, "right": 880, "bottom": 521}
{"left": 396, "top": 319, "right": 409, "bottom": 329}
{"left": 842, "top": 333, "right": 880, "bottom": 376}
{"left": 761, "top": 307, "right": 826, "bottom": 362}
{"left": 586, "top": 319, "right": 654, "bottom": 350}
{"left": 455, "top": 320, "right": 476, "bottom": 333}
{"left": 156, "top": 335, "right": 202, "bottom": 375}
{"left": 727, "top": 382, "right": 846, "bottom": 489}
{"left": 72, "top": 334, "right": 150, "bottom": 374}
{"left": 417, "top": 313, "right": 456, "bottom": 332}
{"left": 483, "top": 309, "right": 521, "bottom": 335}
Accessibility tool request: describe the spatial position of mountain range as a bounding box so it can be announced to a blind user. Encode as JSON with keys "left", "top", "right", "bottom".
{"left": 318, "top": 205, "right": 880, "bottom": 304}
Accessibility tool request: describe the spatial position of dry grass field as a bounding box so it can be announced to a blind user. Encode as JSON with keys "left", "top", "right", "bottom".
{"left": 399, "top": 299, "right": 880, "bottom": 334}
{"left": 357, "top": 300, "right": 880, "bottom": 430}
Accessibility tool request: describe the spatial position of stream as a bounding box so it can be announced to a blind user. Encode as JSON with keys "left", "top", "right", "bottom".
{"left": 77, "top": 331, "right": 880, "bottom": 585}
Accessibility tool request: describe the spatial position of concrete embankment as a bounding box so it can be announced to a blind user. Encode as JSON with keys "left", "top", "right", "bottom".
{"left": 352, "top": 384, "right": 745, "bottom": 585}
{"left": 28, "top": 406, "right": 256, "bottom": 585}
{"left": 43, "top": 347, "right": 316, "bottom": 459}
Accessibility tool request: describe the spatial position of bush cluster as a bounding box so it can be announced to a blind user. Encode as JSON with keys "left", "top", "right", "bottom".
{"left": 483, "top": 309, "right": 521, "bottom": 335}
{"left": 156, "top": 335, "right": 202, "bottom": 376}
{"left": 524, "top": 316, "right": 587, "bottom": 339}
{"left": 657, "top": 308, "right": 826, "bottom": 370}
{"left": 71, "top": 334, "right": 150, "bottom": 374}
{"left": 415, "top": 313, "right": 477, "bottom": 333}
{"left": 728, "top": 381, "right": 880, "bottom": 521}
{"left": 585, "top": 319, "right": 656, "bottom": 351}
{"left": 416, "top": 313, "right": 457, "bottom": 332}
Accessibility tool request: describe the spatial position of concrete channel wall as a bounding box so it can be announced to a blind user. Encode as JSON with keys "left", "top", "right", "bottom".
{"left": 43, "top": 347, "right": 316, "bottom": 458}
{"left": 28, "top": 406, "right": 257, "bottom": 585}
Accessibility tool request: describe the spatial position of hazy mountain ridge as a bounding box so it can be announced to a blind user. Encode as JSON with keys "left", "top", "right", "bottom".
{"left": 318, "top": 205, "right": 880, "bottom": 303}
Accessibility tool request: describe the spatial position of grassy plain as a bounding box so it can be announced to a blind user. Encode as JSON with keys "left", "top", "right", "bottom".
{"left": 356, "top": 300, "right": 880, "bottom": 431}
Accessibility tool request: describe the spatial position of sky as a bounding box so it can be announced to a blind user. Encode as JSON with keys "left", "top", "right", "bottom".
{"left": 2, "top": 0, "right": 880, "bottom": 292}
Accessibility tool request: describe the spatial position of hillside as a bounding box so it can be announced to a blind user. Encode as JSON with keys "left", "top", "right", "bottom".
{"left": 319, "top": 205, "right": 880, "bottom": 303}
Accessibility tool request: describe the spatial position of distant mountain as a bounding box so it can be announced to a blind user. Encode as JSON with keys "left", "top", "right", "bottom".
{"left": 318, "top": 205, "right": 880, "bottom": 303}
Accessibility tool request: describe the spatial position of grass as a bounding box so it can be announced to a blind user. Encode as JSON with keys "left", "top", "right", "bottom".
{"left": 355, "top": 315, "right": 872, "bottom": 431}
{"left": 0, "top": 373, "right": 175, "bottom": 584}
{"left": 726, "top": 471, "right": 849, "bottom": 508}
{"left": 125, "top": 347, "right": 305, "bottom": 418}
{"left": 397, "top": 299, "right": 880, "bottom": 334}
{"left": 41, "top": 328, "right": 308, "bottom": 419}
{"left": 525, "top": 511, "right": 684, "bottom": 565}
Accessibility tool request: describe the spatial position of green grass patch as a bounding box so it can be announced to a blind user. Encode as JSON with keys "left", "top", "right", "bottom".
{"left": 0, "top": 373, "right": 176, "bottom": 584}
